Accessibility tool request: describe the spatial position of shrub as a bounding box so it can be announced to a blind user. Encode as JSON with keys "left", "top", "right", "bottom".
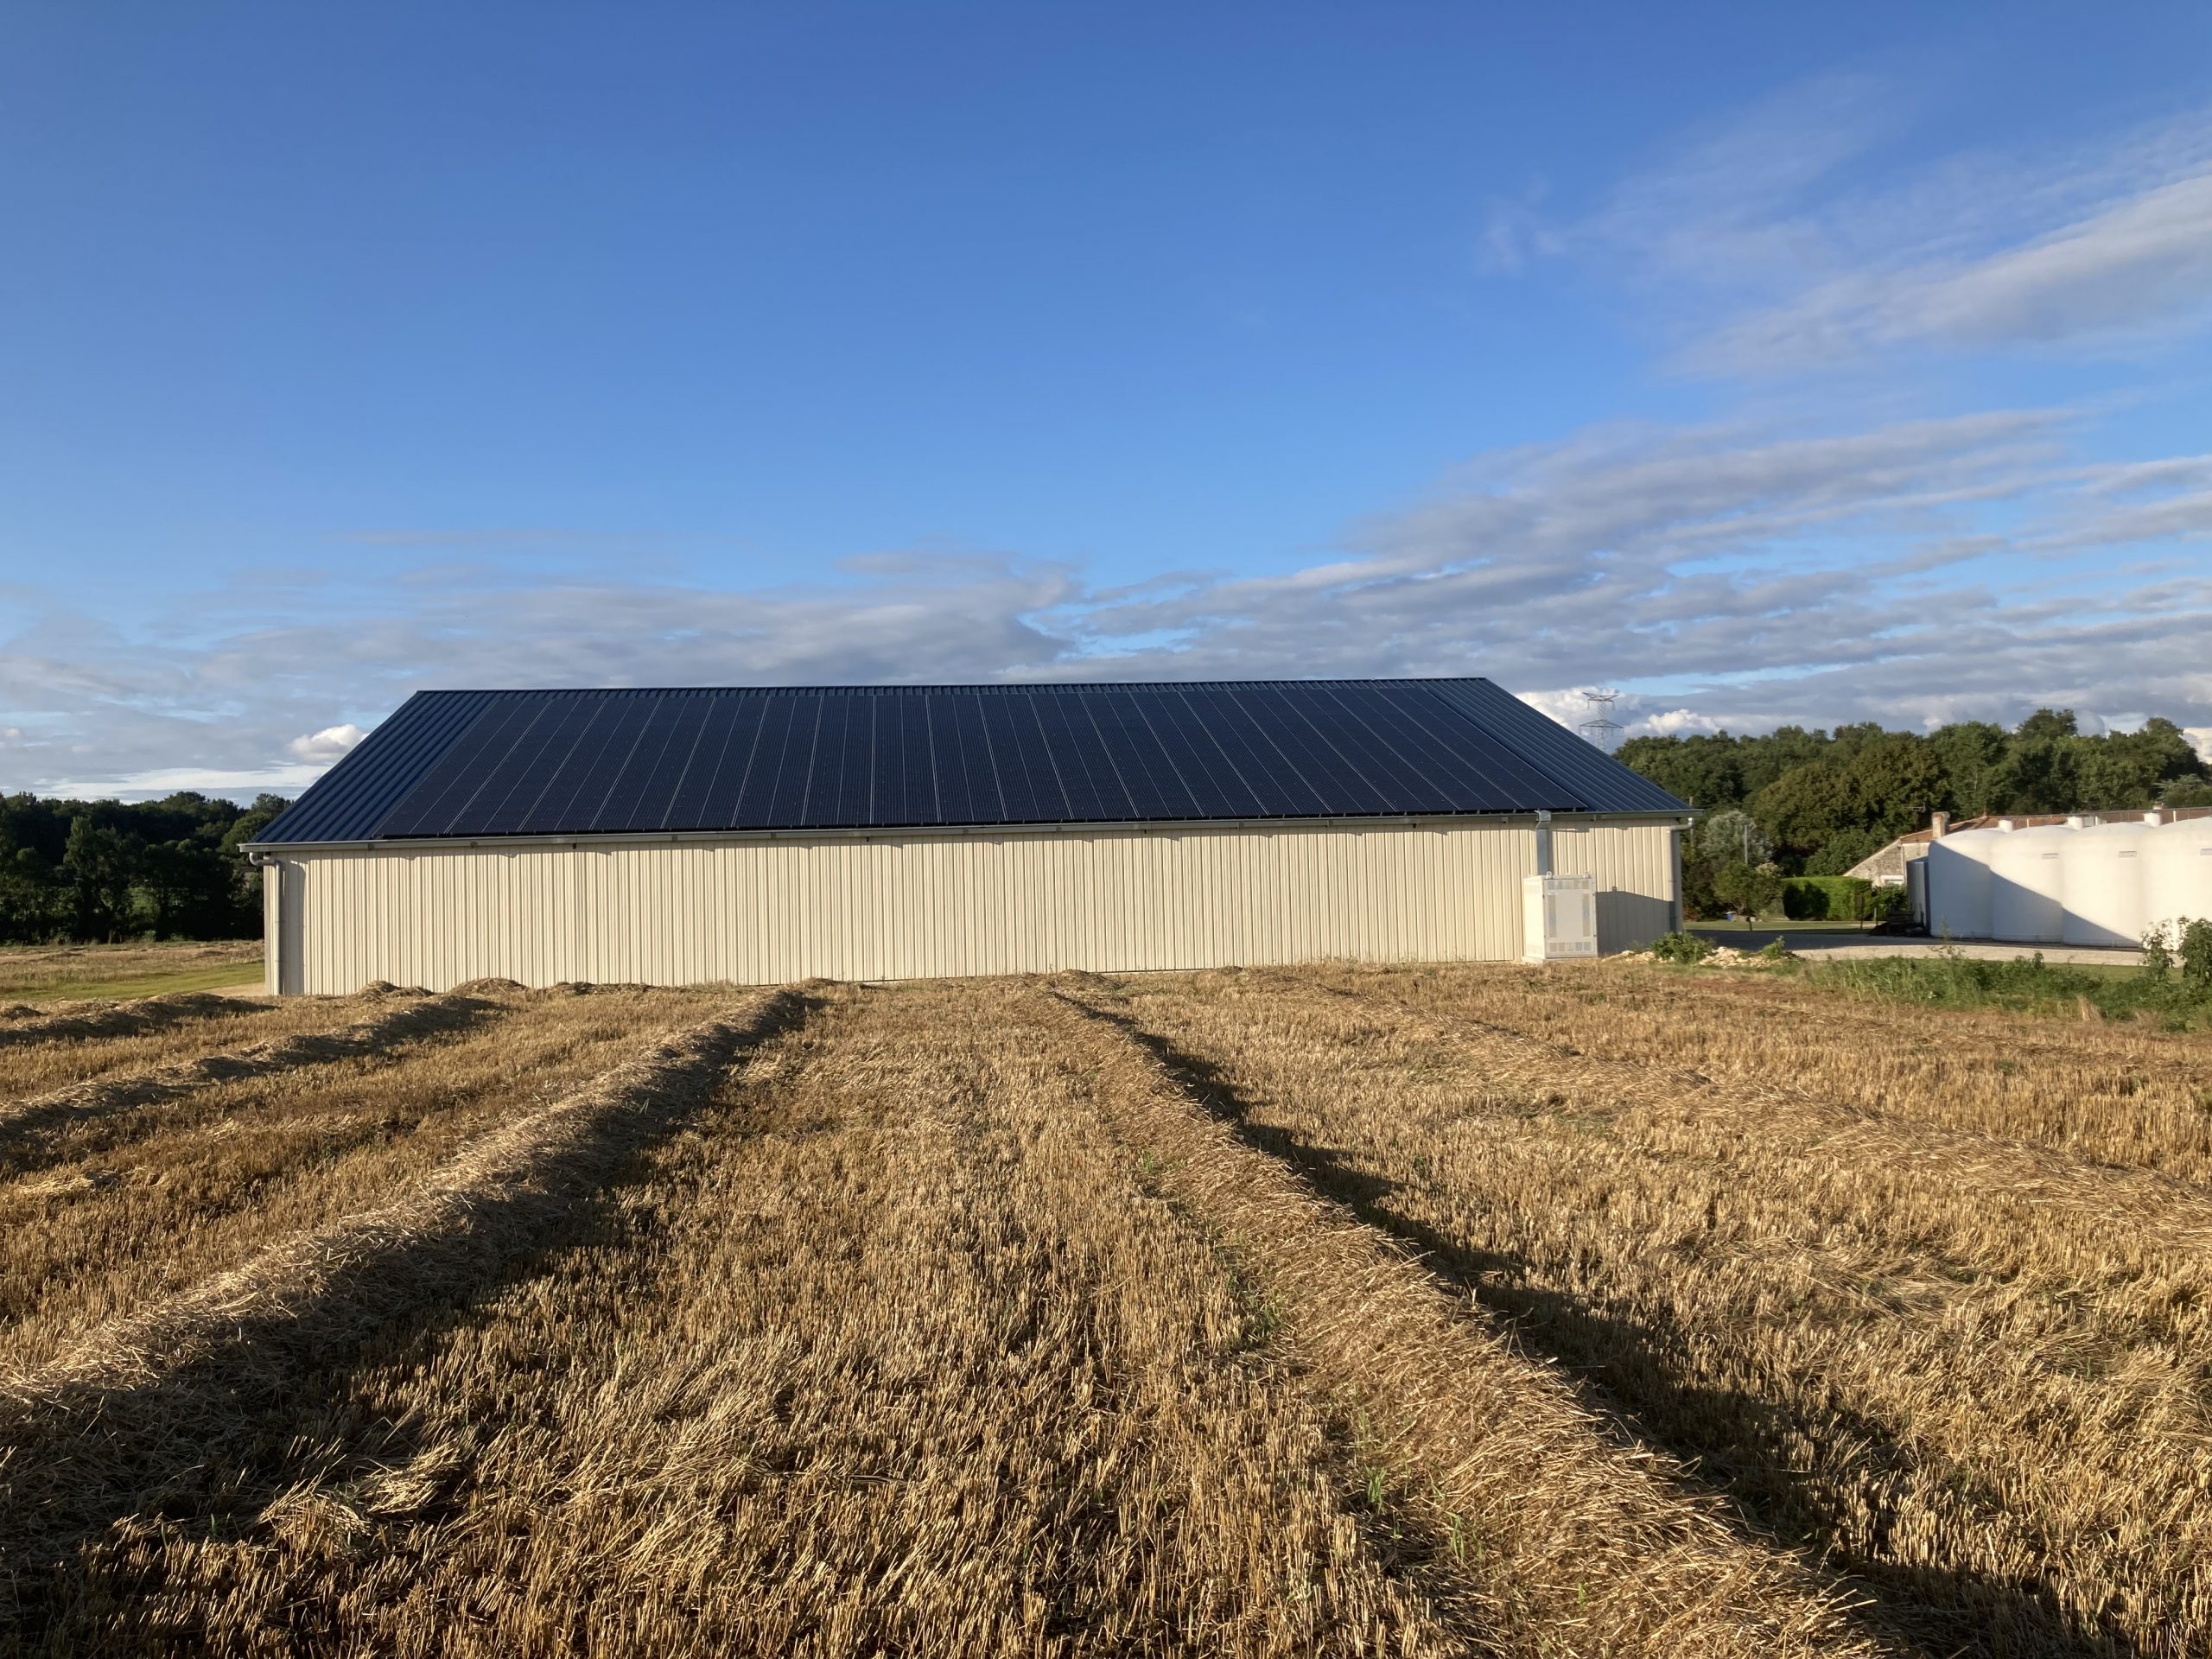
{"left": 1713, "top": 861, "right": 1784, "bottom": 923}
{"left": 1811, "top": 944, "right": 2212, "bottom": 1029}
{"left": 2184, "top": 918, "right": 2212, "bottom": 994}
{"left": 1650, "top": 931, "right": 1716, "bottom": 963}
{"left": 2144, "top": 919, "right": 2180, "bottom": 980}
{"left": 1781, "top": 875, "right": 1875, "bottom": 921}
{"left": 1679, "top": 857, "right": 1723, "bottom": 923}
{"left": 1757, "top": 938, "right": 1795, "bottom": 964}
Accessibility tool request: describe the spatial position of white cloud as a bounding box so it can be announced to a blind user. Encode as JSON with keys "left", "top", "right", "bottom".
{"left": 287, "top": 724, "right": 368, "bottom": 764}
{"left": 1498, "top": 85, "right": 2212, "bottom": 371}
{"left": 1637, "top": 709, "right": 1727, "bottom": 737}
{"left": 1704, "top": 171, "right": 2212, "bottom": 369}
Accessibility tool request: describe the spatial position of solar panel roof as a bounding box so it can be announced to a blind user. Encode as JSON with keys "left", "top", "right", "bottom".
{"left": 250, "top": 680, "right": 1688, "bottom": 846}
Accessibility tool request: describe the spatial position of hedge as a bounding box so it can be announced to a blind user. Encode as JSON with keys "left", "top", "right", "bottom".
{"left": 1781, "top": 875, "right": 1875, "bottom": 921}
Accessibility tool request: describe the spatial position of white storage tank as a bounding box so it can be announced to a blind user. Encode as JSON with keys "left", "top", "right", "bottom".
{"left": 2060, "top": 820, "right": 2157, "bottom": 947}
{"left": 1924, "top": 830, "right": 1998, "bottom": 940}
{"left": 2144, "top": 817, "right": 2212, "bottom": 938}
{"left": 1988, "top": 824, "right": 2068, "bottom": 943}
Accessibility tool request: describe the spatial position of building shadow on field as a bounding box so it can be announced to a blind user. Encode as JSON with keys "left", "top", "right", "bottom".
{"left": 1072, "top": 996, "right": 2151, "bottom": 1659}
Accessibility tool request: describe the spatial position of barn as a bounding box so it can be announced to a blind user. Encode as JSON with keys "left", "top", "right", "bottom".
{"left": 245, "top": 679, "right": 1690, "bottom": 995}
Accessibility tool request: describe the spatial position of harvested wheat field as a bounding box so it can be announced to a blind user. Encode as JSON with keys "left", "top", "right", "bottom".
{"left": 2, "top": 965, "right": 2207, "bottom": 1657}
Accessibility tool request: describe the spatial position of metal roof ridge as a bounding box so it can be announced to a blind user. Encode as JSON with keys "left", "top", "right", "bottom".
{"left": 397, "top": 677, "right": 1506, "bottom": 695}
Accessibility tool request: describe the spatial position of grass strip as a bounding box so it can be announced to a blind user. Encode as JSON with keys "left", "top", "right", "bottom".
{"left": 7, "top": 963, "right": 268, "bottom": 1006}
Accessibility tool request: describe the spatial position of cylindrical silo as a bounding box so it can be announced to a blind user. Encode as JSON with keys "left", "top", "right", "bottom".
{"left": 2060, "top": 820, "right": 2155, "bottom": 947}
{"left": 1924, "top": 830, "right": 1997, "bottom": 940}
{"left": 1988, "top": 824, "right": 2068, "bottom": 943}
{"left": 2143, "top": 817, "right": 2212, "bottom": 942}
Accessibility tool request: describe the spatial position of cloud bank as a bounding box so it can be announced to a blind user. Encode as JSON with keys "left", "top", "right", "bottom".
{"left": 5, "top": 403, "right": 2207, "bottom": 798}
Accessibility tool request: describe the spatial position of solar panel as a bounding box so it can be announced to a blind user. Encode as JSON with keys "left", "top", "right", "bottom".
{"left": 925, "top": 694, "right": 977, "bottom": 831}
{"left": 1274, "top": 684, "right": 1403, "bottom": 814}
{"left": 1088, "top": 690, "right": 1184, "bottom": 819}
{"left": 1141, "top": 689, "right": 1263, "bottom": 818}
{"left": 611, "top": 694, "right": 711, "bottom": 834}
{"left": 798, "top": 694, "right": 849, "bottom": 826}
{"left": 1423, "top": 679, "right": 1683, "bottom": 813}
{"left": 846, "top": 695, "right": 880, "bottom": 824}
{"left": 677, "top": 698, "right": 741, "bottom": 829}
{"left": 1217, "top": 687, "right": 1358, "bottom": 817}
{"left": 1322, "top": 683, "right": 1534, "bottom": 812}
{"left": 971, "top": 695, "right": 1036, "bottom": 823}
{"left": 249, "top": 679, "right": 1688, "bottom": 845}
{"left": 471, "top": 696, "right": 597, "bottom": 834}
{"left": 521, "top": 695, "right": 653, "bottom": 836}
{"left": 373, "top": 695, "right": 534, "bottom": 839}
{"left": 741, "top": 696, "right": 804, "bottom": 828}
{"left": 887, "top": 692, "right": 936, "bottom": 825}
{"left": 1021, "top": 690, "right": 1115, "bottom": 823}
{"left": 1330, "top": 683, "right": 1517, "bottom": 809}
{"left": 1302, "top": 685, "right": 1449, "bottom": 808}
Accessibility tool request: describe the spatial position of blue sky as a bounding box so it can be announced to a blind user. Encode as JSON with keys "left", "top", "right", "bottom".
{"left": 4, "top": 3, "right": 2210, "bottom": 798}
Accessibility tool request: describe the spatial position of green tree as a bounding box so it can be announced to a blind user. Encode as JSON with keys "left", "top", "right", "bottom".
{"left": 1712, "top": 860, "right": 1783, "bottom": 927}
{"left": 1847, "top": 734, "right": 1951, "bottom": 840}
{"left": 219, "top": 793, "right": 292, "bottom": 931}
{"left": 2067, "top": 719, "right": 2209, "bottom": 810}
{"left": 2117, "top": 718, "right": 2206, "bottom": 785}
{"left": 1617, "top": 734, "right": 1745, "bottom": 809}
{"left": 2183, "top": 919, "right": 2212, "bottom": 994}
{"left": 63, "top": 817, "right": 143, "bottom": 942}
{"left": 142, "top": 837, "right": 245, "bottom": 939}
{"left": 1994, "top": 738, "right": 2082, "bottom": 814}
{"left": 0, "top": 790, "right": 278, "bottom": 943}
{"left": 1928, "top": 721, "right": 2007, "bottom": 818}
{"left": 1694, "top": 808, "right": 1772, "bottom": 867}
{"left": 2016, "top": 708, "right": 2079, "bottom": 742}
{"left": 0, "top": 845, "right": 60, "bottom": 943}
{"left": 1680, "top": 855, "right": 1723, "bottom": 922}
{"left": 221, "top": 793, "right": 292, "bottom": 848}
{"left": 1737, "top": 726, "right": 1830, "bottom": 797}
{"left": 1751, "top": 761, "right": 1866, "bottom": 872}
{"left": 1826, "top": 721, "right": 1888, "bottom": 767}
{"left": 2071, "top": 741, "right": 2161, "bottom": 811}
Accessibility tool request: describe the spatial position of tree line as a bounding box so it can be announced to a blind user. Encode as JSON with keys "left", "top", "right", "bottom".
{"left": 0, "top": 791, "right": 289, "bottom": 944}
{"left": 1618, "top": 709, "right": 2212, "bottom": 921}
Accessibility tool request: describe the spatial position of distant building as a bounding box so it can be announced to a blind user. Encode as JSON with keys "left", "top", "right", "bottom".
{"left": 245, "top": 679, "right": 1693, "bottom": 994}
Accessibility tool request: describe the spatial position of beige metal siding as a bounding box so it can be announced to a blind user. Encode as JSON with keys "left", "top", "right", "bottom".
{"left": 266, "top": 818, "right": 1678, "bottom": 995}
{"left": 265, "top": 859, "right": 307, "bottom": 996}
{"left": 1548, "top": 823, "right": 1681, "bottom": 950}
{"left": 263, "top": 866, "right": 280, "bottom": 995}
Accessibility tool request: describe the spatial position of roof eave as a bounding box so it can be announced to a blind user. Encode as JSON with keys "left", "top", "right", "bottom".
{"left": 244, "top": 805, "right": 1694, "bottom": 855}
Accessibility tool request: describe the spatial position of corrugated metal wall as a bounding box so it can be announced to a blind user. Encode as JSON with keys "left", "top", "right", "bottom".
{"left": 264, "top": 818, "right": 1680, "bottom": 994}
